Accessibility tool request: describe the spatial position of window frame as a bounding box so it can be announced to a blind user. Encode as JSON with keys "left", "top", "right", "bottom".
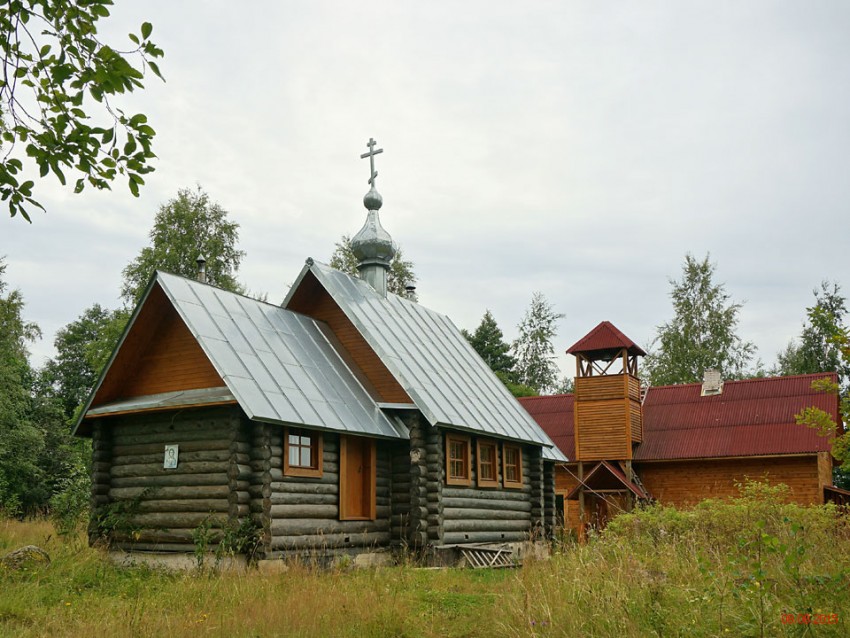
{"left": 476, "top": 439, "right": 500, "bottom": 488}
{"left": 445, "top": 433, "right": 472, "bottom": 486}
{"left": 502, "top": 444, "right": 523, "bottom": 489}
{"left": 283, "top": 427, "right": 323, "bottom": 478}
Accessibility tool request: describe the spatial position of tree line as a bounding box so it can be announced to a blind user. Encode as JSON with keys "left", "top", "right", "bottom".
{"left": 1, "top": 190, "right": 848, "bottom": 517}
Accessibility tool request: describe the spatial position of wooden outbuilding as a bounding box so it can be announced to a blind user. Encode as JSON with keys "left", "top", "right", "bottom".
{"left": 520, "top": 321, "right": 842, "bottom": 537}
{"left": 73, "top": 149, "right": 565, "bottom": 565}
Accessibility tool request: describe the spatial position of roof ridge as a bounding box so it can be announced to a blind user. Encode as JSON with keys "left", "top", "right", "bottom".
{"left": 517, "top": 393, "right": 574, "bottom": 401}
{"left": 156, "top": 269, "right": 288, "bottom": 312}
{"left": 647, "top": 371, "right": 839, "bottom": 391}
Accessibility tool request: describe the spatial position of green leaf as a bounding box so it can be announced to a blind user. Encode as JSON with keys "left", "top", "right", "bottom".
{"left": 141, "top": 22, "right": 153, "bottom": 40}
{"left": 102, "top": 127, "right": 114, "bottom": 144}
{"left": 74, "top": 178, "right": 85, "bottom": 194}
{"left": 148, "top": 60, "right": 163, "bottom": 80}
{"left": 14, "top": 66, "right": 28, "bottom": 78}
{"left": 128, "top": 178, "right": 140, "bottom": 197}
{"left": 128, "top": 33, "right": 139, "bottom": 45}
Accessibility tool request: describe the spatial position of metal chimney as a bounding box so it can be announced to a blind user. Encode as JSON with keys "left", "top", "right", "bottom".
{"left": 196, "top": 254, "right": 207, "bottom": 283}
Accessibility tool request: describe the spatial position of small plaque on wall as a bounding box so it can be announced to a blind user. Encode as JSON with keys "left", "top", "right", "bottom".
{"left": 164, "top": 444, "right": 179, "bottom": 469}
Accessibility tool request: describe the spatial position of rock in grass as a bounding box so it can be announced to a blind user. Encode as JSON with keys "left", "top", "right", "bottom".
{"left": 1, "top": 545, "right": 51, "bottom": 570}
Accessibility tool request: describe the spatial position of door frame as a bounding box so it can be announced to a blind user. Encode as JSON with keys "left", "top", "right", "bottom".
{"left": 339, "top": 435, "right": 377, "bottom": 521}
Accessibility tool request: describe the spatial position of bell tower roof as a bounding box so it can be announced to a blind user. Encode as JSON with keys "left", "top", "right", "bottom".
{"left": 567, "top": 321, "right": 646, "bottom": 359}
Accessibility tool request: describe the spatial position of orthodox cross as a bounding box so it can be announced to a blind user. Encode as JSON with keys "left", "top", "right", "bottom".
{"left": 360, "top": 137, "right": 383, "bottom": 186}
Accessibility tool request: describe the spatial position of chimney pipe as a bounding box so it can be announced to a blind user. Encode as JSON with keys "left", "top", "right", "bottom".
{"left": 404, "top": 284, "right": 418, "bottom": 302}
{"left": 196, "top": 254, "right": 207, "bottom": 283}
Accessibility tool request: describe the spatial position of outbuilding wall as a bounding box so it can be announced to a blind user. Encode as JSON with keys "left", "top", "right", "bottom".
{"left": 637, "top": 456, "right": 826, "bottom": 506}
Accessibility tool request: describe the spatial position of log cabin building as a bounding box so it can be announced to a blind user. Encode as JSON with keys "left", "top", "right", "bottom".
{"left": 519, "top": 321, "right": 843, "bottom": 538}
{"left": 73, "top": 141, "right": 565, "bottom": 566}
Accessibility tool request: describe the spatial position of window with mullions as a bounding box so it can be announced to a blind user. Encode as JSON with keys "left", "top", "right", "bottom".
{"left": 284, "top": 428, "right": 323, "bottom": 478}
{"left": 503, "top": 444, "right": 523, "bottom": 488}
{"left": 446, "top": 434, "right": 471, "bottom": 486}
{"left": 476, "top": 439, "right": 499, "bottom": 488}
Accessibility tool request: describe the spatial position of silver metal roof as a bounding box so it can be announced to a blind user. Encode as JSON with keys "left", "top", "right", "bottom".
{"left": 105, "top": 272, "right": 408, "bottom": 440}
{"left": 283, "top": 261, "right": 567, "bottom": 461}
{"left": 85, "top": 387, "right": 236, "bottom": 418}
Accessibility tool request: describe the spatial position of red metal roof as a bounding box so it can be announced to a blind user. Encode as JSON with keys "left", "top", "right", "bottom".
{"left": 566, "top": 321, "right": 646, "bottom": 357}
{"left": 518, "top": 373, "right": 839, "bottom": 462}
{"left": 519, "top": 393, "right": 576, "bottom": 459}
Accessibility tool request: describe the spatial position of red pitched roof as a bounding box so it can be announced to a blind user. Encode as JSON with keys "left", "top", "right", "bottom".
{"left": 518, "top": 373, "right": 839, "bottom": 462}
{"left": 566, "top": 321, "right": 646, "bottom": 357}
{"left": 519, "top": 394, "right": 576, "bottom": 459}
{"left": 565, "top": 461, "right": 650, "bottom": 500}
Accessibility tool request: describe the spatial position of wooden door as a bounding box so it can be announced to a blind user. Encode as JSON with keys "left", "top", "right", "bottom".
{"left": 339, "top": 436, "right": 376, "bottom": 520}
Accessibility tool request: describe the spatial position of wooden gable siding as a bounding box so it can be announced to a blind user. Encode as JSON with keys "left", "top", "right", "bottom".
{"left": 575, "top": 374, "right": 639, "bottom": 460}
{"left": 630, "top": 401, "right": 642, "bottom": 443}
{"left": 637, "top": 456, "right": 825, "bottom": 506}
{"left": 92, "top": 285, "right": 225, "bottom": 407}
{"left": 575, "top": 400, "right": 631, "bottom": 460}
{"left": 287, "top": 271, "right": 411, "bottom": 404}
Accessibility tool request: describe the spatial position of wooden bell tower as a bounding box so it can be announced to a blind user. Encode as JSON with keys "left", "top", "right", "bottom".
{"left": 567, "top": 321, "right": 645, "bottom": 462}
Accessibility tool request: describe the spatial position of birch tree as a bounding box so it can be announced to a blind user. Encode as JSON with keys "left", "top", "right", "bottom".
{"left": 644, "top": 254, "right": 756, "bottom": 386}
{"left": 511, "top": 292, "right": 564, "bottom": 395}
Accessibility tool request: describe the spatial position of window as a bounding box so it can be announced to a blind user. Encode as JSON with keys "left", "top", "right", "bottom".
{"left": 503, "top": 444, "right": 523, "bottom": 488}
{"left": 446, "top": 434, "right": 471, "bottom": 486}
{"left": 476, "top": 439, "right": 499, "bottom": 488}
{"left": 284, "top": 428, "right": 323, "bottom": 478}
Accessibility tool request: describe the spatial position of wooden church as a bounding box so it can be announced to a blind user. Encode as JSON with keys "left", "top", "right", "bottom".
{"left": 73, "top": 140, "right": 565, "bottom": 566}
{"left": 519, "top": 321, "right": 843, "bottom": 537}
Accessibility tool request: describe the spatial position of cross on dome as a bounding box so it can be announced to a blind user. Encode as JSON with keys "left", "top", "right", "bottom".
{"left": 360, "top": 137, "right": 383, "bottom": 186}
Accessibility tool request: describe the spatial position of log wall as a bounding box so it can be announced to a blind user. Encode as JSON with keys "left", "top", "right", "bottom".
{"left": 404, "top": 414, "right": 433, "bottom": 547}
{"left": 88, "top": 421, "right": 112, "bottom": 544}
{"left": 543, "top": 461, "right": 556, "bottom": 536}
{"left": 98, "top": 406, "right": 246, "bottom": 551}
{"left": 439, "top": 432, "right": 534, "bottom": 545}
{"left": 262, "top": 429, "right": 393, "bottom": 557}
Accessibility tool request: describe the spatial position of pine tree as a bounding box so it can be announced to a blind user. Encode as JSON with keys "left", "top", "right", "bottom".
{"left": 511, "top": 292, "right": 564, "bottom": 395}
{"left": 462, "top": 310, "right": 515, "bottom": 378}
{"left": 644, "top": 254, "right": 756, "bottom": 386}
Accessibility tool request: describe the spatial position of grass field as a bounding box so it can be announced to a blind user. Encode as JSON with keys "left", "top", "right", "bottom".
{"left": 2, "top": 484, "right": 850, "bottom": 637}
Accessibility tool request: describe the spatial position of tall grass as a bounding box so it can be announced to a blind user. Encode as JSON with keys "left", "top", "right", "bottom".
{"left": 2, "top": 484, "right": 849, "bottom": 637}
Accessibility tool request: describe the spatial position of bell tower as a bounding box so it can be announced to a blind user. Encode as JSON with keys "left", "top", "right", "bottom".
{"left": 567, "top": 321, "right": 645, "bottom": 461}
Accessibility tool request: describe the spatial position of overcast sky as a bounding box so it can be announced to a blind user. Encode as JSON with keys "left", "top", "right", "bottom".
{"left": 4, "top": 1, "right": 850, "bottom": 381}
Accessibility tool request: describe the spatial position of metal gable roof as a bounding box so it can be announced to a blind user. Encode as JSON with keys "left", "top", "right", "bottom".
{"left": 81, "top": 271, "right": 407, "bottom": 440}
{"left": 285, "top": 260, "right": 567, "bottom": 461}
